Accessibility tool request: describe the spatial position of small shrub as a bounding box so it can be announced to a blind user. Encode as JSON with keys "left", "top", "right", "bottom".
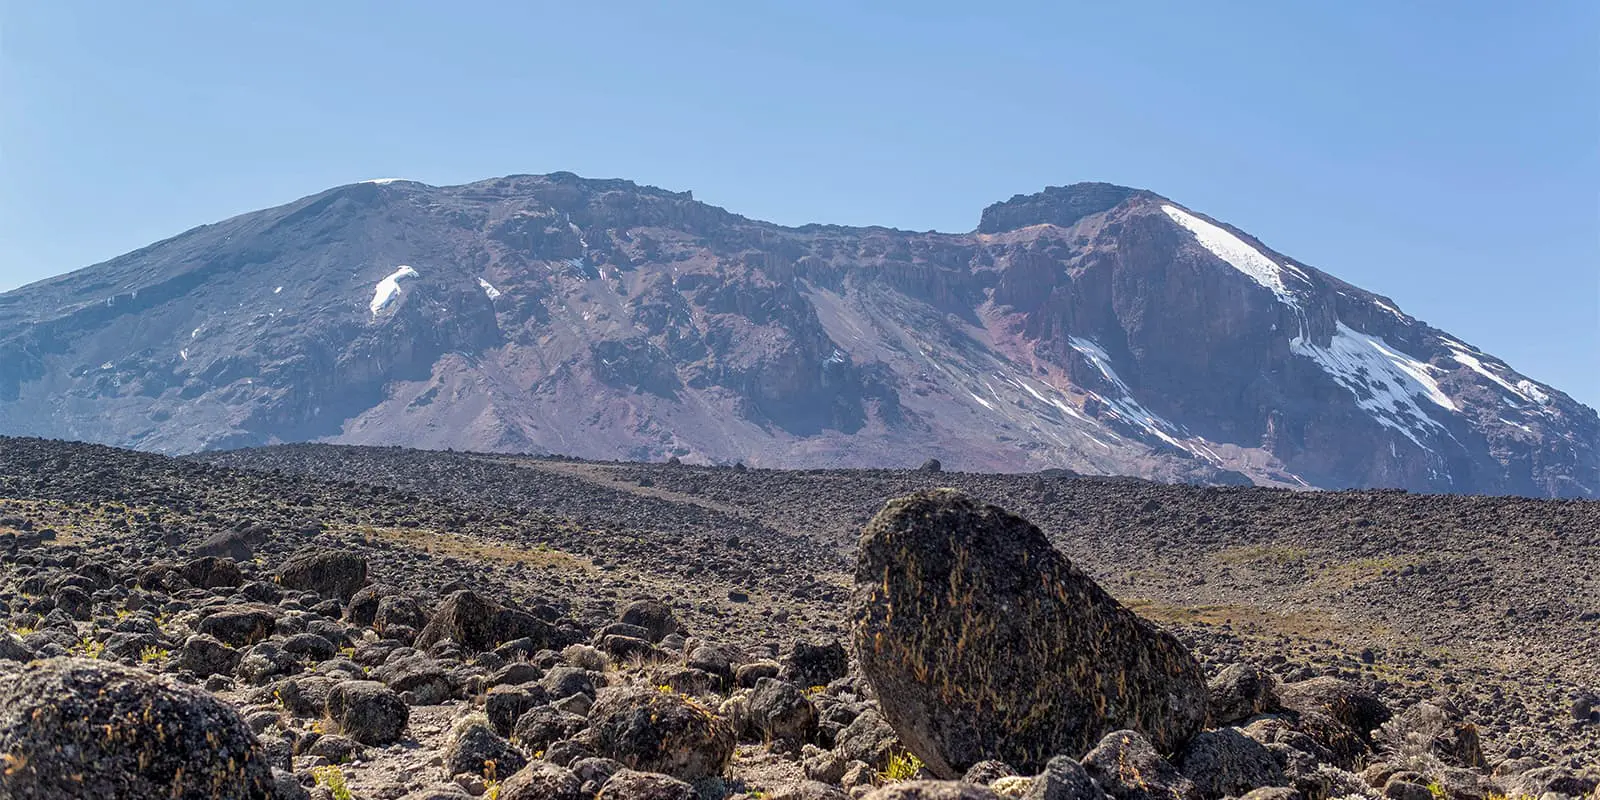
{"left": 312, "top": 765, "right": 354, "bottom": 800}
{"left": 877, "top": 751, "right": 925, "bottom": 784}
{"left": 139, "top": 646, "right": 169, "bottom": 664}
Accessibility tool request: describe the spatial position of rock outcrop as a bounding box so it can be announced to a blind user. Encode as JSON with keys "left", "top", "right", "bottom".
{"left": 852, "top": 490, "right": 1209, "bottom": 777}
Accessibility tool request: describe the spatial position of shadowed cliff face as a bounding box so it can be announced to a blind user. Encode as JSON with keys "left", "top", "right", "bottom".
{"left": 0, "top": 173, "right": 1593, "bottom": 496}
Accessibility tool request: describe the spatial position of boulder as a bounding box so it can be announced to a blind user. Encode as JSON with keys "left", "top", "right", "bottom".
{"left": 749, "top": 677, "right": 820, "bottom": 745}
{"left": 860, "top": 782, "right": 1003, "bottom": 799}
{"left": 175, "top": 633, "right": 240, "bottom": 677}
{"left": 498, "top": 761, "right": 584, "bottom": 800}
{"left": 1022, "top": 755, "right": 1104, "bottom": 800}
{"left": 444, "top": 715, "right": 527, "bottom": 780}
{"left": 595, "top": 769, "right": 700, "bottom": 800}
{"left": 197, "top": 604, "right": 279, "bottom": 647}
{"left": 585, "top": 685, "right": 734, "bottom": 781}
{"left": 179, "top": 555, "right": 245, "bottom": 588}
{"left": 620, "top": 599, "right": 681, "bottom": 642}
{"left": 1082, "top": 730, "right": 1198, "bottom": 800}
{"left": 781, "top": 638, "right": 850, "bottom": 688}
{"left": 1176, "top": 727, "right": 1285, "bottom": 799}
{"left": 326, "top": 679, "right": 409, "bottom": 745}
{"left": 1276, "top": 678, "right": 1389, "bottom": 741}
{"left": 852, "top": 490, "right": 1208, "bottom": 777}
{"left": 0, "top": 657, "right": 274, "bottom": 798}
{"left": 275, "top": 548, "right": 369, "bottom": 601}
{"left": 1207, "top": 664, "right": 1282, "bottom": 726}
{"left": 415, "top": 590, "right": 556, "bottom": 653}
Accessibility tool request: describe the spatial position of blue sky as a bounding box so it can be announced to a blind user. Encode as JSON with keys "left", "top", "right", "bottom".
{"left": 3, "top": 2, "right": 1596, "bottom": 408}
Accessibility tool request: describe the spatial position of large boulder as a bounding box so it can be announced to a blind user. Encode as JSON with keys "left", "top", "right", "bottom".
{"left": 415, "top": 590, "right": 557, "bottom": 653}
{"left": 851, "top": 490, "right": 1208, "bottom": 777}
{"left": 0, "top": 657, "right": 275, "bottom": 798}
{"left": 275, "top": 548, "right": 369, "bottom": 601}
{"left": 585, "top": 685, "right": 734, "bottom": 781}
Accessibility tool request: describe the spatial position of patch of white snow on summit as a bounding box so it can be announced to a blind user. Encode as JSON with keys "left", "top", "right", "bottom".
{"left": 360, "top": 178, "right": 409, "bottom": 185}
{"left": 370, "top": 266, "right": 419, "bottom": 315}
{"left": 477, "top": 277, "right": 502, "bottom": 300}
{"left": 1162, "top": 205, "right": 1301, "bottom": 307}
{"left": 969, "top": 392, "right": 995, "bottom": 411}
{"left": 1291, "top": 322, "right": 1456, "bottom": 447}
{"left": 1516, "top": 380, "right": 1552, "bottom": 406}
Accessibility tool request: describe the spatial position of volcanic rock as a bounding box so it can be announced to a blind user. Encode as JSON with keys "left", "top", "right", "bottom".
{"left": 851, "top": 490, "right": 1208, "bottom": 776}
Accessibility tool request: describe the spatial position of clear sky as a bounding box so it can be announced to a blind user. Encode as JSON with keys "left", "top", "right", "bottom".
{"left": 3, "top": 2, "right": 1596, "bottom": 408}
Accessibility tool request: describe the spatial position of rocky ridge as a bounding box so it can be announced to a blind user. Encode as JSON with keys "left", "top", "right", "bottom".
{"left": 0, "top": 175, "right": 1593, "bottom": 497}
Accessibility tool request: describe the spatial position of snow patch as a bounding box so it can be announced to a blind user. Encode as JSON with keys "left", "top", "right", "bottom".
{"left": 1447, "top": 345, "right": 1533, "bottom": 402}
{"left": 969, "top": 392, "right": 995, "bottom": 411}
{"left": 273, "top": 286, "right": 283, "bottom": 295}
{"left": 1373, "top": 298, "right": 1404, "bottom": 318}
{"left": 1291, "top": 322, "right": 1456, "bottom": 447}
{"left": 1162, "top": 205, "right": 1302, "bottom": 307}
{"left": 1068, "top": 337, "right": 1191, "bottom": 451}
{"left": 1516, "top": 380, "right": 1552, "bottom": 406}
{"left": 179, "top": 349, "right": 188, "bottom": 362}
{"left": 370, "top": 266, "right": 419, "bottom": 315}
{"left": 477, "top": 277, "right": 502, "bottom": 300}
{"left": 360, "top": 178, "right": 409, "bottom": 185}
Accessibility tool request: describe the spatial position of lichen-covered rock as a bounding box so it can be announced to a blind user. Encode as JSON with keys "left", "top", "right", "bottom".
{"left": 197, "top": 604, "right": 279, "bottom": 647}
{"left": 1276, "top": 678, "right": 1389, "bottom": 741}
{"left": 1082, "top": 730, "right": 1198, "bottom": 800}
{"left": 594, "top": 769, "right": 700, "bottom": 800}
{"left": 444, "top": 715, "right": 527, "bottom": 780}
{"left": 0, "top": 657, "right": 274, "bottom": 799}
{"left": 620, "top": 599, "right": 681, "bottom": 642}
{"left": 1207, "top": 664, "right": 1282, "bottom": 727}
{"left": 175, "top": 633, "right": 240, "bottom": 677}
{"left": 860, "top": 781, "right": 1004, "bottom": 799}
{"left": 326, "top": 679, "right": 409, "bottom": 745}
{"left": 585, "top": 685, "right": 734, "bottom": 781}
{"left": 275, "top": 548, "right": 368, "bottom": 600}
{"left": 498, "top": 761, "right": 584, "bottom": 800}
{"left": 852, "top": 490, "right": 1208, "bottom": 777}
{"left": 1176, "top": 727, "right": 1285, "bottom": 799}
{"left": 749, "top": 677, "right": 819, "bottom": 745}
{"left": 415, "top": 589, "right": 556, "bottom": 653}
{"left": 1024, "top": 755, "right": 1104, "bottom": 800}
{"left": 781, "top": 638, "right": 849, "bottom": 688}
{"left": 835, "top": 708, "right": 903, "bottom": 769}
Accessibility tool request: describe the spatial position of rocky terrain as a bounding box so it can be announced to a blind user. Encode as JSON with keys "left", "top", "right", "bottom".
{"left": 0, "top": 174, "right": 1594, "bottom": 497}
{"left": 1, "top": 436, "right": 1597, "bottom": 799}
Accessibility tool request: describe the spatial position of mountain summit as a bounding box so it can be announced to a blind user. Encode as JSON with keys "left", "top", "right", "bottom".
{"left": 0, "top": 174, "right": 1592, "bottom": 496}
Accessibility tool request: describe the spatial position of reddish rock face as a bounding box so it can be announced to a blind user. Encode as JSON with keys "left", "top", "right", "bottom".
{"left": 0, "top": 174, "right": 1592, "bottom": 497}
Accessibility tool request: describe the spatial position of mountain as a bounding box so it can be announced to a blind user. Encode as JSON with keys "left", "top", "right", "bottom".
{"left": 0, "top": 174, "right": 1593, "bottom": 496}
